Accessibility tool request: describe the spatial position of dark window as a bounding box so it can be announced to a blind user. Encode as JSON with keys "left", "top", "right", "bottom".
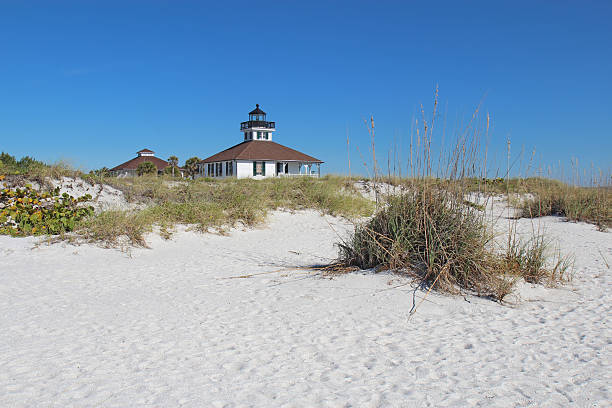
{"left": 254, "top": 161, "right": 265, "bottom": 176}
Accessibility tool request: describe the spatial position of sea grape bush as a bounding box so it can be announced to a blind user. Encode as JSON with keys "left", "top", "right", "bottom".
{"left": 0, "top": 177, "right": 94, "bottom": 236}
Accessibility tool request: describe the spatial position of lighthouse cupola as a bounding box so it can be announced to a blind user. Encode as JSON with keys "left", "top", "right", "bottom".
{"left": 241, "top": 104, "right": 276, "bottom": 141}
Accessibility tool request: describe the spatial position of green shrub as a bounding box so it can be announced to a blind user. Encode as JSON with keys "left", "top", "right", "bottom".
{"left": 0, "top": 178, "right": 94, "bottom": 236}
{"left": 136, "top": 161, "right": 157, "bottom": 176}
{"left": 89, "top": 167, "right": 111, "bottom": 178}
{"left": 0, "top": 152, "right": 45, "bottom": 175}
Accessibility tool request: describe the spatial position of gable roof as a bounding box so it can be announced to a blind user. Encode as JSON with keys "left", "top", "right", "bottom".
{"left": 110, "top": 155, "right": 169, "bottom": 171}
{"left": 201, "top": 140, "right": 323, "bottom": 163}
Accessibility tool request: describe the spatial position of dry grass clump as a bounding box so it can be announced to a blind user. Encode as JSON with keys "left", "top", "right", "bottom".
{"left": 337, "top": 184, "right": 573, "bottom": 301}
{"left": 76, "top": 210, "right": 153, "bottom": 247}
{"left": 504, "top": 234, "right": 573, "bottom": 285}
{"left": 339, "top": 188, "right": 510, "bottom": 300}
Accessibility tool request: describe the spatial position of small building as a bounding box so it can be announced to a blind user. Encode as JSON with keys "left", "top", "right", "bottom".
{"left": 197, "top": 105, "right": 322, "bottom": 179}
{"left": 110, "top": 149, "right": 170, "bottom": 177}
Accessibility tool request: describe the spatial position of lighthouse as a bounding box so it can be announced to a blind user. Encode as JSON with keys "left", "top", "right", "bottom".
{"left": 241, "top": 104, "right": 276, "bottom": 141}
{"left": 198, "top": 104, "right": 322, "bottom": 179}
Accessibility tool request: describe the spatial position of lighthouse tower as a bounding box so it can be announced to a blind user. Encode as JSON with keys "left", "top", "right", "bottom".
{"left": 240, "top": 104, "right": 276, "bottom": 141}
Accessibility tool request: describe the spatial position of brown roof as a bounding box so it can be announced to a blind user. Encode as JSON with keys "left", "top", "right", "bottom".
{"left": 110, "top": 155, "right": 169, "bottom": 171}
{"left": 249, "top": 104, "right": 266, "bottom": 115}
{"left": 201, "top": 140, "right": 323, "bottom": 163}
{"left": 137, "top": 148, "right": 154, "bottom": 153}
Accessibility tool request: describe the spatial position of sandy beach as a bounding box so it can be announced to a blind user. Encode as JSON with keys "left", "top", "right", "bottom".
{"left": 1, "top": 207, "right": 610, "bottom": 407}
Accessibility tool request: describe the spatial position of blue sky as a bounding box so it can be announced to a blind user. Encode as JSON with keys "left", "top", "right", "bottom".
{"left": 1, "top": 0, "right": 610, "bottom": 178}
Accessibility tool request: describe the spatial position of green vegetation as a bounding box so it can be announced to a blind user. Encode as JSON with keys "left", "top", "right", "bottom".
{"left": 1, "top": 152, "right": 79, "bottom": 182}
{"left": 136, "top": 161, "right": 157, "bottom": 176}
{"left": 1, "top": 152, "right": 46, "bottom": 175}
{"left": 369, "top": 175, "right": 611, "bottom": 229}
{"left": 0, "top": 176, "right": 94, "bottom": 236}
{"left": 89, "top": 167, "right": 111, "bottom": 177}
{"left": 183, "top": 157, "right": 200, "bottom": 179}
{"left": 0, "top": 145, "right": 603, "bottom": 305}
{"left": 504, "top": 234, "right": 573, "bottom": 285}
{"left": 166, "top": 155, "right": 179, "bottom": 177}
{"left": 336, "top": 187, "right": 570, "bottom": 301}
{"left": 335, "top": 93, "right": 579, "bottom": 302}
{"left": 519, "top": 184, "right": 611, "bottom": 231}
{"left": 1, "top": 152, "right": 373, "bottom": 246}
{"left": 78, "top": 175, "right": 374, "bottom": 246}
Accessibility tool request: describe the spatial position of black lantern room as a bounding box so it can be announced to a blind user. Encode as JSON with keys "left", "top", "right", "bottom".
{"left": 241, "top": 104, "right": 276, "bottom": 131}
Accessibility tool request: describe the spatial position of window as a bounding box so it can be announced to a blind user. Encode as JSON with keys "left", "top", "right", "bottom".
{"left": 215, "top": 162, "right": 222, "bottom": 177}
{"left": 256, "top": 131, "right": 261, "bottom": 140}
{"left": 226, "top": 161, "right": 233, "bottom": 176}
{"left": 253, "top": 161, "right": 265, "bottom": 176}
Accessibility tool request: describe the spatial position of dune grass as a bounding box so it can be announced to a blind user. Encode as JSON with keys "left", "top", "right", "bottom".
{"left": 335, "top": 92, "right": 578, "bottom": 302}
{"left": 338, "top": 188, "right": 506, "bottom": 297}
{"left": 519, "top": 183, "right": 611, "bottom": 230}
{"left": 354, "top": 174, "right": 611, "bottom": 230}
{"left": 75, "top": 175, "right": 374, "bottom": 246}
{"left": 336, "top": 185, "right": 572, "bottom": 301}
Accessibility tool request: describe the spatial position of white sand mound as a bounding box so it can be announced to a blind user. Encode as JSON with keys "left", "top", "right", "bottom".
{"left": 353, "top": 179, "right": 405, "bottom": 201}
{"left": 0, "top": 210, "right": 610, "bottom": 407}
{"left": 49, "top": 177, "right": 134, "bottom": 212}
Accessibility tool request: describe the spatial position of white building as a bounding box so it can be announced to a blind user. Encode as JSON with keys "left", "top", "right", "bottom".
{"left": 197, "top": 105, "right": 322, "bottom": 179}
{"left": 109, "top": 149, "right": 170, "bottom": 177}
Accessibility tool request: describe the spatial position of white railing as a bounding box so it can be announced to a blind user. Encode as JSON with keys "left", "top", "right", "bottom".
{"left": 277, "top": 173, "right": 319, "bottom": 177}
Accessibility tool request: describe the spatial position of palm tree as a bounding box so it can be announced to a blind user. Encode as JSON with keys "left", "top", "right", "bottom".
{"left": 167, "top": 155, "right": 179, "bottom": 177}
{"left": 184, "top": 157, "right": 201, "bottom": 179}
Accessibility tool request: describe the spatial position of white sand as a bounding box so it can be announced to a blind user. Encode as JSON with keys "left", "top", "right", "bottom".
{"left": 1, "top": 209, "right": 610, "bottom": 407}
{"left": 49, "top": 177, "right": 134, "bottom": 212}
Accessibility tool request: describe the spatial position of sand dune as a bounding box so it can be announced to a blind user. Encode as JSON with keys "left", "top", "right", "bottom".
{"left": 0, "top": 209, "right": 610, "bottom": 407}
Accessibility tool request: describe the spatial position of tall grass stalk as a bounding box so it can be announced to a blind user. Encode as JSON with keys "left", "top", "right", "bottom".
{"left": 338, "top": 91, "right": 575, "bottom": 301}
